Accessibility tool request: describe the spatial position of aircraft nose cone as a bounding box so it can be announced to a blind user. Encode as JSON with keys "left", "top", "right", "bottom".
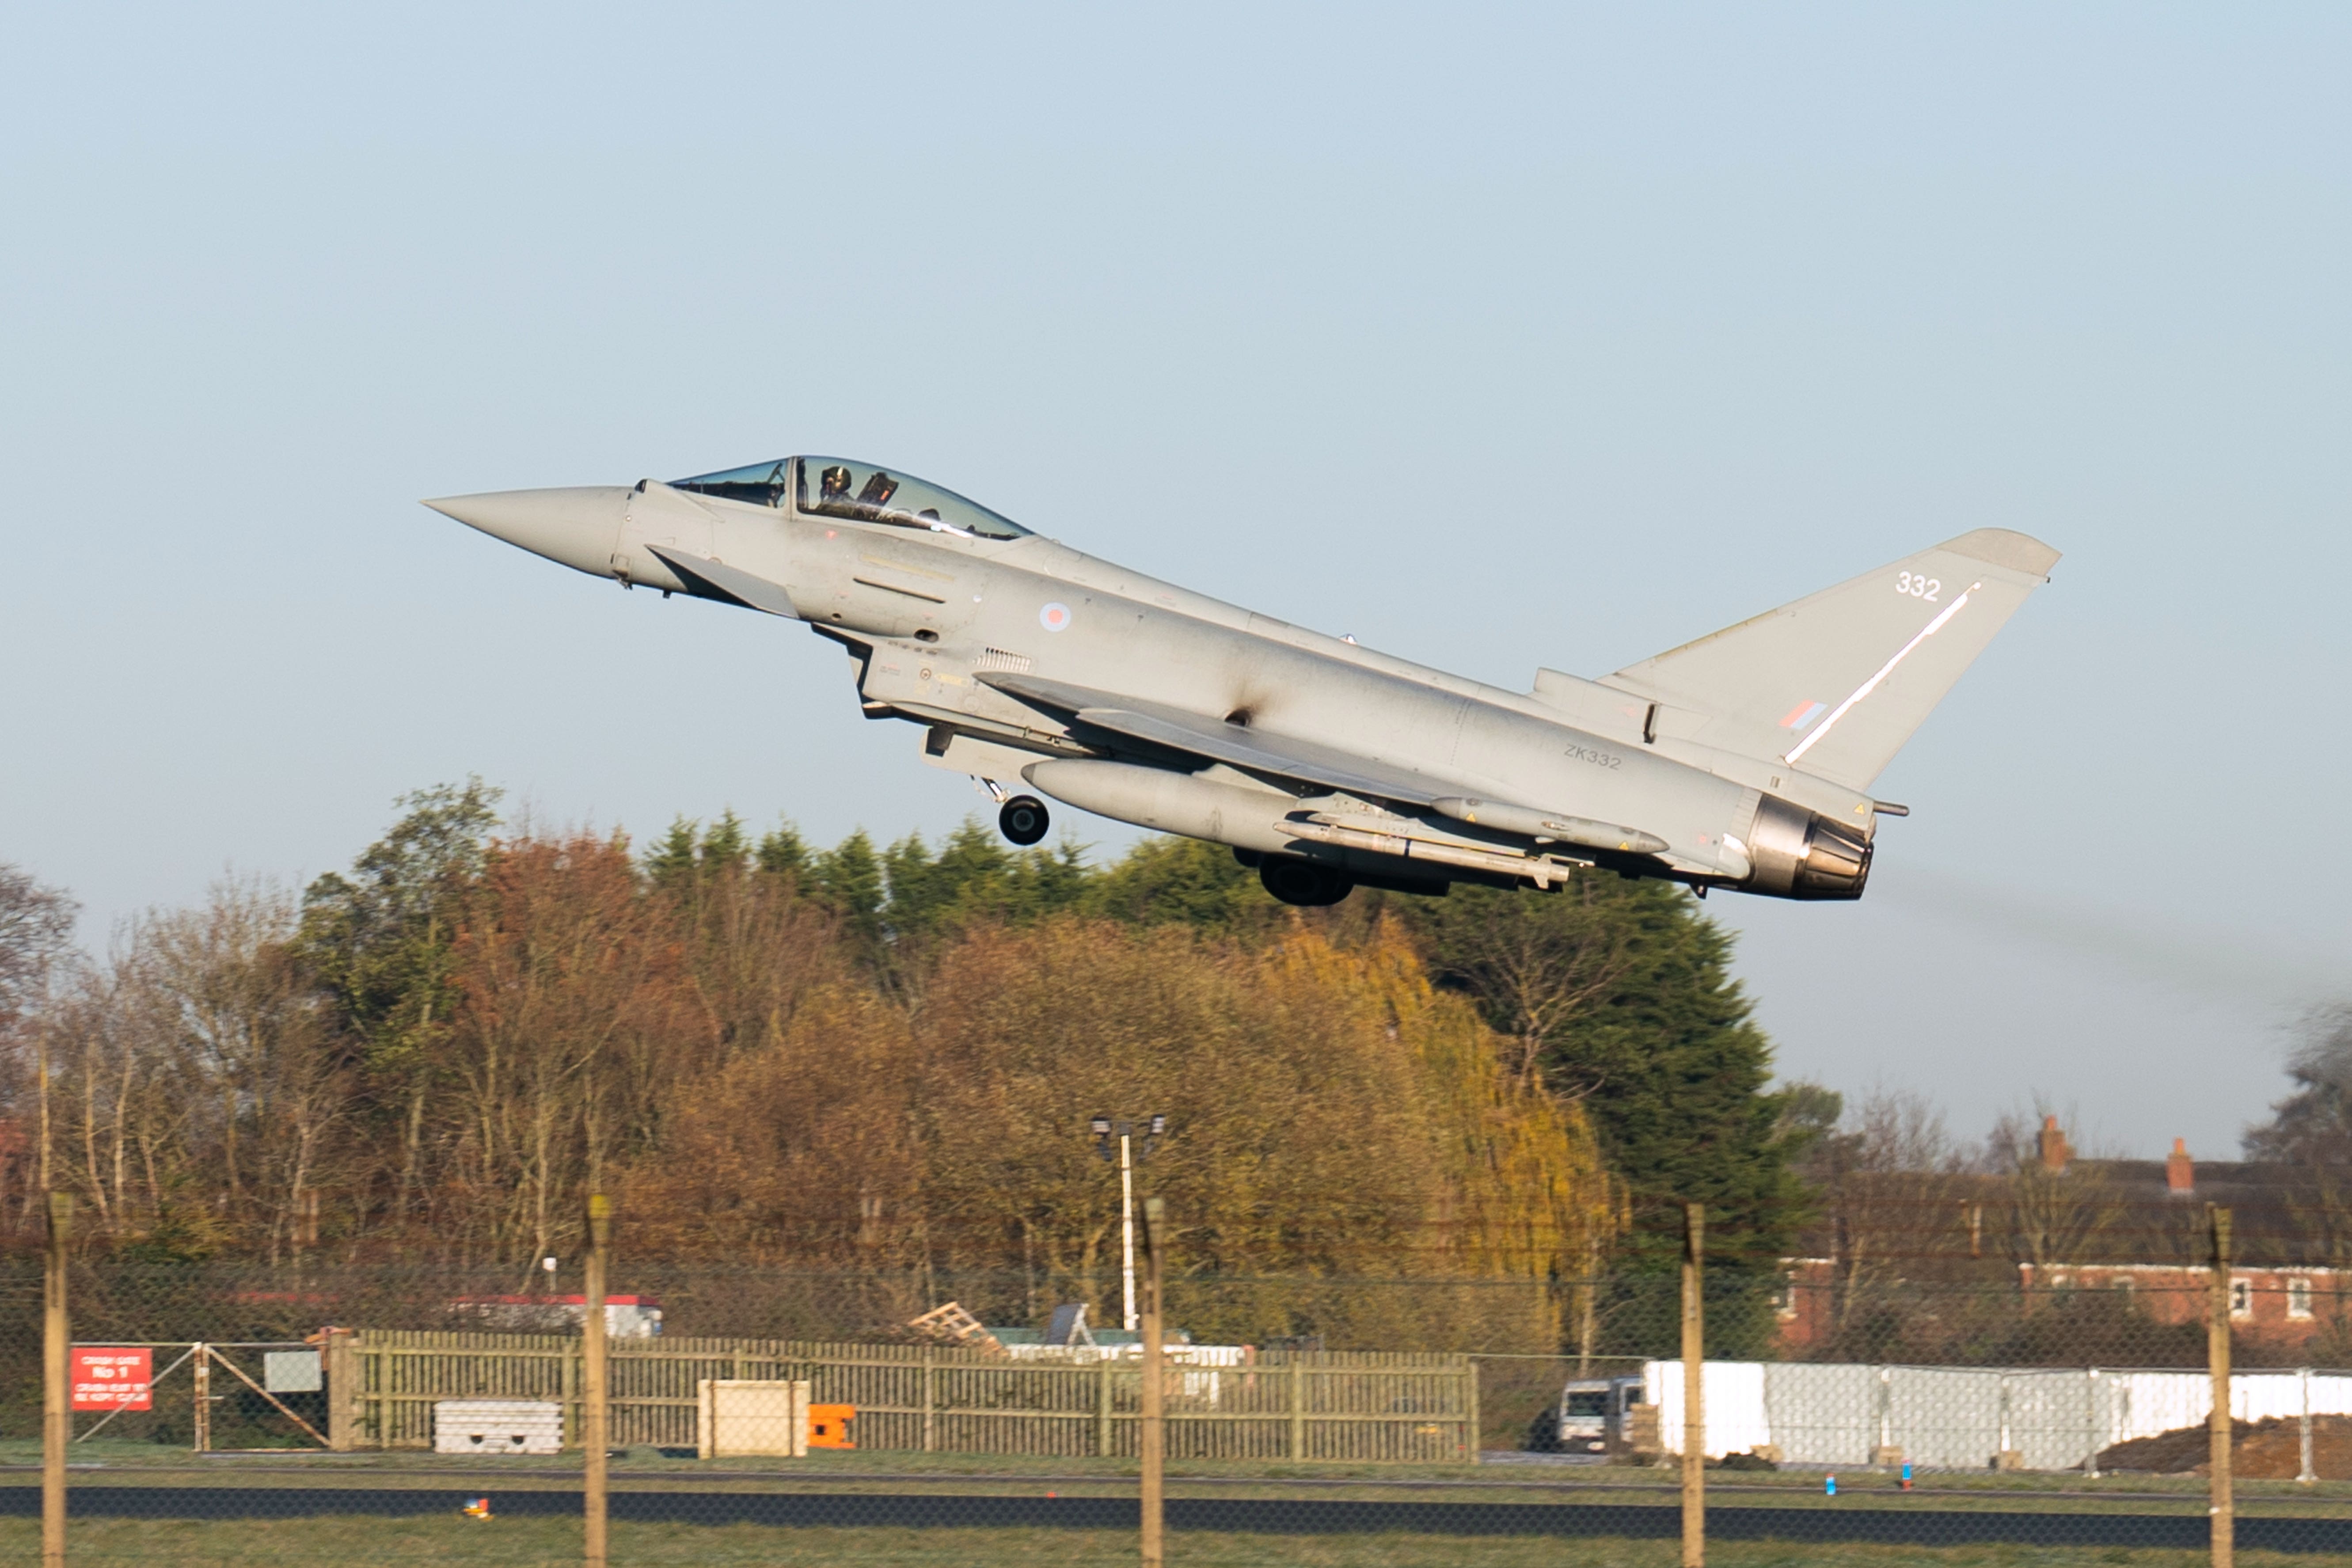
{"left": 426, "top": 486, "right": 629, "bottom": 576}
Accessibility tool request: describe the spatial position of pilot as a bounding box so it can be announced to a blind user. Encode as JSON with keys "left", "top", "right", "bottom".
{"left": 820, "top": 465, "right": 853, "bottom": 503}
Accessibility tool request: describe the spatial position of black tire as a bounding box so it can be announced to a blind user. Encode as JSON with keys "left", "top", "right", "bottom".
{"left": 1526, "top": 1408, "right": 1562, "bottom": 1453}
{"left": 1258, "top": 857, "right": 1354, "bottom": 907}
{"left": 999, "top": 794, "right": 1050, "bottom": 847}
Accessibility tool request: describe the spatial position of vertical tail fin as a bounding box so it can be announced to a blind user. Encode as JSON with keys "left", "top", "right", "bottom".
{"left": 1600, "top": 529, "right": 2059, "bottom": 791}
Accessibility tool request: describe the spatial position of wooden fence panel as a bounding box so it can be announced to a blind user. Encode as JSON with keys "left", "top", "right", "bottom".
{"left": 344, "top": 1332, "right": 1478, "bottom": 1463}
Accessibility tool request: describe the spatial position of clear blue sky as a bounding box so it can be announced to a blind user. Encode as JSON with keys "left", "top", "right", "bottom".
{"left": 3, "top": 4, "right": 2346, "bottom": 1158}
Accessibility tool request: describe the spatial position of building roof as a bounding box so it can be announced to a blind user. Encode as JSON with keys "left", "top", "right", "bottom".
{"left": 1793, "top": 1147, "right": 2352, "bottom": 1273}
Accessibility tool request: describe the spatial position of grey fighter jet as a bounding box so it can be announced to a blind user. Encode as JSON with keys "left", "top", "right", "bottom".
{"left": 428, "top": 458, "right": 2057, "bottom": 907}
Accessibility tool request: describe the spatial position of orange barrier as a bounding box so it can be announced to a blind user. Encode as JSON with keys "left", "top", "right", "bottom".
{"left": 809, "top": 1404, "right": 856, "bottom": 1450}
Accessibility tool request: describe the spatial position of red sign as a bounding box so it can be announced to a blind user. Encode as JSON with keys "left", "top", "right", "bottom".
{"left": 71, "top": 1348, "right": 152, "bottom": 1412}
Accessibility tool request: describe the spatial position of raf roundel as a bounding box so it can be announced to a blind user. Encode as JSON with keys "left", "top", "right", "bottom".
{"left": 1039, "top": 601, "right": 1072, "bottom": 633}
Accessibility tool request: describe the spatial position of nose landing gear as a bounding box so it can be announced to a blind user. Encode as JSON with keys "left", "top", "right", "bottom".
{"left": 999, "top": 794, "right": 1051, "bottom": 847}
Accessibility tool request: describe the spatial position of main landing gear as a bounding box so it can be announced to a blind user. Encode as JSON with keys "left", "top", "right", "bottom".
{"left": 1257, "top": 856, "right": 1355, "bottom": 907}
{"left": 999, "top": 794, "right": 1051, "bottom": 847}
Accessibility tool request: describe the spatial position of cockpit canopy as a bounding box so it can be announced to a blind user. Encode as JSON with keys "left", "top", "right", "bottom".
{"left": 671, "top": 456, "right": 1031, "bottom": 541}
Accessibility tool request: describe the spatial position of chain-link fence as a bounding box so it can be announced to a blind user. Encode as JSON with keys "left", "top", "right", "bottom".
{"left": 9, "top": 1213, "right": 2352, "bottom": 1564}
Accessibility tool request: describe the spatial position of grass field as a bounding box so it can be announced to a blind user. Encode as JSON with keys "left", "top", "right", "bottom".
{"left": 0, "top": 1517, "right": 2328, "bottom": 1568}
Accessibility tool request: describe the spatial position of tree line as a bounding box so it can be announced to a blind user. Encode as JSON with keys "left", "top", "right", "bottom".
{"left": 0, "top": 780, "right": 1808, "bottom": 1345}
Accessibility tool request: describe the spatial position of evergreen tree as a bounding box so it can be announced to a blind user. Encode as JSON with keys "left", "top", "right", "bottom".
{"left": 2244, "top": 1004, "right": 2352, "bottom": 1163}
{"left": 699, "top": 809, "right": 749, "bottom": 875}
{"left": 643, "top": 816, "right": 700, "bottom": 885}
{"left": 754, "top": 817, "right": 810, "bottom": 878}
{"left": 1401, "top": 876, "right": 1806, "bottom": 1283}
{"left": 647, "top": 811, "right": 752, "bottom": 908}
{"left": 990, "top": 838, "right": 1094, "bottom": 923}
{"left": 298, "top": 778, "right": 502, "bottom": 1048}
{"left": 882, "top": 818, "right": 1089, "bottom": 935}
{"left": 927, "top": 818, "right": 1015, "bottom": 908}
{"left": 1079, "top": 836, "right": 1279, "bottom": 935}
{"left": 812, "top": 830, "right": 885, "bottom": 938}
{"left": 880, "top": 831, "right": 943, "bottom": 933}
{"left": 295, "top": 778, "right": 502, "bottom": 1215}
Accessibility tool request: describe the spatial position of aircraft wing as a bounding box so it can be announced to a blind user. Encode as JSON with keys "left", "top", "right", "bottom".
{"left": 978, "top": 673, "right": 1451, "bottom": 807}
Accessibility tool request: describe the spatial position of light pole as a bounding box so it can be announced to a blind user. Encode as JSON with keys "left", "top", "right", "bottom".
{"left": 1092, "top": 1113, "right": 1167, "bottom": 1331}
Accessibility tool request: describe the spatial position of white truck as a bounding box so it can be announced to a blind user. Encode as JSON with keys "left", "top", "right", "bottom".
{"left": 1553, "top": 1374, "right": 1645, "bottom": 1456}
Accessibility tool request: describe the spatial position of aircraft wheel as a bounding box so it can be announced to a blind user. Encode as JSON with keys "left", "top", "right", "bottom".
{"left": 999, "top": 794, "right": 1051, "bottom": 847}
{"left": 1258, "top": 857, "right": 1354, "bottom": 907}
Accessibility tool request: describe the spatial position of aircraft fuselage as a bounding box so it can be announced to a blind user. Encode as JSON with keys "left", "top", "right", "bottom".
{"left": 432, "top": 459, "right": 2056, "bottom": 905}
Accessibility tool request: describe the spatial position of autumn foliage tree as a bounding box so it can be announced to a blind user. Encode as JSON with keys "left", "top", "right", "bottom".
{"left": 627, "top": 917, "right": 1610, "bottom": 1348}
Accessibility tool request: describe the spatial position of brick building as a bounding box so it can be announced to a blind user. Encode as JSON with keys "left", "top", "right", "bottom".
{"left": 1777, "top": 1121, "right": 2352, "bottom": 1356}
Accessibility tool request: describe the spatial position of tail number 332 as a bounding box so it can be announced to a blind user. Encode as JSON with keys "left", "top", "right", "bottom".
{"left": 1895, "top": 571, "right": 1942, "bottom": 602}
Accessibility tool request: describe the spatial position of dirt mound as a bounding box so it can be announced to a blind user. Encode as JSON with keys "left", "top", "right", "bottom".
{"left": 2098, "top": 1413, "right": 2352, "bottom": 1479}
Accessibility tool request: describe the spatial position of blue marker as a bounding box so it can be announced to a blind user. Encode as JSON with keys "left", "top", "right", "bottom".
{"left": 1824, "top": 1474, "right": 1837, "bottom": 1496}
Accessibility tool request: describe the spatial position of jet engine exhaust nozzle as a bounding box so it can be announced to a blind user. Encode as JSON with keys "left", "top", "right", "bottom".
{"left": 1744, "top": 795, "right": 1873, "bottom": 901}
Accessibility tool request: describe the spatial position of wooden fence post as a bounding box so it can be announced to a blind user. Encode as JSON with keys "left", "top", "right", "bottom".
{"left": 1140, "top": 1196, "right": 1166, "bottom": 1568}
{"left": 193, "top": 1344, "right": 210, "bottom": 1454}
{"left": 1682, "top": 1201, "right": 1705, "bottom": 1568}
{"left": 43, "top": 1191, "right": 70, "bottom": 1568}
{"left": 2300, "top": 1366, "right": 2315, "bottom": 1485}
{"left": 922, "top": 1347, "right": 937, "bottom": 1453}
{"left": 2210, "top": 1204, "right": 2234, "bottom": 1568}
{"left": 584, "top": 1193, "right": 612, "bottom": 1568}
{"left": 324, "top": 1329, "right": 356, "bottom": 1452}
{"left": 1465, "top": 1359, "right": 1482, "bottom": 1465}
{"left": 563, "top": 1340, "right": 579, "bottom": 1448}
{"left": 1290, "top": 1357, "right": 1305, "bottom": 1461}
{"left": 366, "top": 1340, "right": 385, "bottom": 1451}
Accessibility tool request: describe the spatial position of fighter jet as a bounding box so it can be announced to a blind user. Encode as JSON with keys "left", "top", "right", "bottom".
{"left": 428, "top": 458, "right": 2057, "bottom": 906}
